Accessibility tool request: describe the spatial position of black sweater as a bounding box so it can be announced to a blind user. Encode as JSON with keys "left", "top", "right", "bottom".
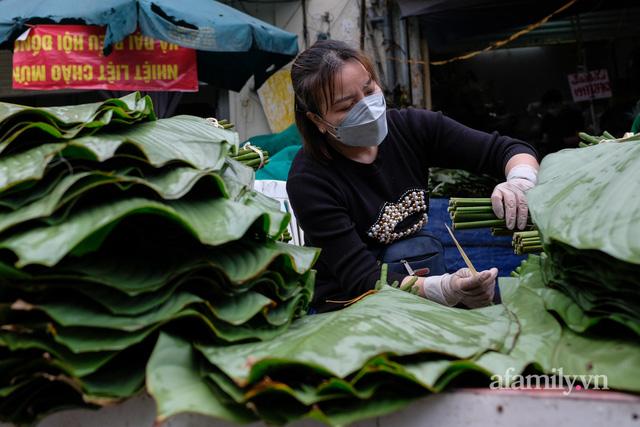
{"left": 286, "top": 108, "right": 537, "bottom": 312}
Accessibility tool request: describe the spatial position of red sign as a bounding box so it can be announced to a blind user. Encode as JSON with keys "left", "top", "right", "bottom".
{"left": 12, "top": 25, "right": 198, "bottom": 92}
{"left": 567, "top": 69, "right": 612, "bottom": 102}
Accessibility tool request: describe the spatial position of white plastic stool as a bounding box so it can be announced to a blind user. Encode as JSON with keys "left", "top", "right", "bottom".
{"left": 253, "top": 180, "right": 304, "bottom": 246}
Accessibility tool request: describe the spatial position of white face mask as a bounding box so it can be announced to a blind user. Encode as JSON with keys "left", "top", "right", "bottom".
{"left": 319, "top": 92, "right": 388, "bottom": 147}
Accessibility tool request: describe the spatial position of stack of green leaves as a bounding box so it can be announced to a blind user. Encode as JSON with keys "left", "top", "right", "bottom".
{"left": 527, "top": 141, "right": 640, "bottom": 335}
{"left": 0, "top": 94, "right": 318, "bottom": 424}
{"left": 0, "top": 92, "right": 155, "bottom": 148}
{"left": 148, "top": 286, "right": 518, "bottom": 426}
{"left": 489, "top": 254, "right": 639, "bottom": 393}
{"left": 142, "top": 139, "right": 640, "bottom": 426}
{"left": 146, "top": 270, "right": 640, "bottom": 427}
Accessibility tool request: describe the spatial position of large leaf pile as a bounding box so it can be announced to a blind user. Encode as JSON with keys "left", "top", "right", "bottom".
{"left": 0, "top": 92, "right": 155, "bottom": 150}
{"left": 144, "top": 140, "right": 640, "bottom": 426}
{"left": 491, "top": 255, "right": 639, "bottom": 390}
{"left": 148, "top": 287, "right": 517, "bottom": 426}
{"left": 146, "top": 273, "right": 640, "bottom": 426}
{"left": 2, "top": 95, "right": 637, "bottom": 426}
{"left": 527, "top": 141, "right": 640, "bottom": 334}
{"left": 0, "top": 95, "right": 318, "bottom": 424}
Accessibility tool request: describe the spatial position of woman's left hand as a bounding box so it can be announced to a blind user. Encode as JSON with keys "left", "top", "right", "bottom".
{"left": 491, "top": 164, "right": 538, "bottom": 230}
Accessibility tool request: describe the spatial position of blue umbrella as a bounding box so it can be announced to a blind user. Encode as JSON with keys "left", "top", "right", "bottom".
{"left": 0, "top": 0, "right": 299, "bottom": 91}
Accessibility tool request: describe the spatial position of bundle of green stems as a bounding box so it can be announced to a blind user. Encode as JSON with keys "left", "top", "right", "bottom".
{"left": 512, "top": 230, "right": 542, "bottom": 255}
{"left": 447, "top": 198, "right": 531, "bottom": 230}
{"left": 448, "top": 198, "right": 538, "bottom": 252}
{"left": 229, "top": 146, "right": 270, "bottom": 169}
{"left": 578, "top": 130, "right": 615, "bottom": 147}
{"left": 217, "top": 119, "right": 235, "bottom": 129}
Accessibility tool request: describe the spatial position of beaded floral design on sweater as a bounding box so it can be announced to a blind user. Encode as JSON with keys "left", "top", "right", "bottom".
{"left": 367, "top": 188, "right": 428, "bottom": 244}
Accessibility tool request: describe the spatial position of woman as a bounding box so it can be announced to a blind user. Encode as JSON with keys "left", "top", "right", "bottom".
{"left": 287, "top": 40, "right": 539, "bottom": 313}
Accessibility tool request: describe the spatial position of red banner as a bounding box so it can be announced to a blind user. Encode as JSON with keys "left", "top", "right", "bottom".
{"left": 12, "top": 25, "right": 198, "bottom": 92}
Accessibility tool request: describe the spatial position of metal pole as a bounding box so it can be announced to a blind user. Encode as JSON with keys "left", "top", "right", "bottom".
{"left": 407, "top": 16, "right": 424, "bottom": 108}
{"left": 360, "top": 0, "right": 366, "bottom": 50}
{"left": 302, "top": 0, "right": 309, "bottom": 48}
{"left": 420, "top": 34, "right": 432, "bottom": 110}
{"left": 398, "top": 17, "right": 410, "bottom": 93}
{"left": 574, "top": 14, "right": 598, "bottom": 134}
{"left": 383, "top": 0, "right": 396, "bottom": 91}
{"left": 366, "top": 7, "right": 386, "bottom": 88}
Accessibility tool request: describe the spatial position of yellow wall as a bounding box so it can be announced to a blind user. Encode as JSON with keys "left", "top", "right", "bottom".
{"left": 257, "top": 67, "right": 295, "bottom": 133}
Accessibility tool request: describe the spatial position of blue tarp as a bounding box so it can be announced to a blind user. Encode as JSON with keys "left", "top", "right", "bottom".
{"left": 0, "top": 0, "right": 299, "bottom": 90}
{"left": 249, "top": 124, "right": 302, "bottom": 181}
{"left": 255, "top": 145, "right": 301, "bottom": 181}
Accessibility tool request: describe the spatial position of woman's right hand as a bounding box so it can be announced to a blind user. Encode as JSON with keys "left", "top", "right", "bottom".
{"left": 446, "top": 267, "right": 498, "bottom": 308}
{"left": 411, "top": 267, "right": 498, "bottom": 308}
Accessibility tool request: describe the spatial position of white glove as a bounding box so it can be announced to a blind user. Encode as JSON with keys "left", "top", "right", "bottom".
{"left": 491, "top": 164, "right": 538, "bottom": 230}
{"left": 414, "top": 268, "right": 498, "bottom": 308}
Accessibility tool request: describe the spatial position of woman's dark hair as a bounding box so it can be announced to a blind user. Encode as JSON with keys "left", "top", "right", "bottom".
{"left": 291, "top": 40, "right": 381, "bottom": 161}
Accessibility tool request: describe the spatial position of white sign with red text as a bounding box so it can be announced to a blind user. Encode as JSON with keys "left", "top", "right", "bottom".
{"left": 568, "top": 69, "right": 612, "bottom": 102}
